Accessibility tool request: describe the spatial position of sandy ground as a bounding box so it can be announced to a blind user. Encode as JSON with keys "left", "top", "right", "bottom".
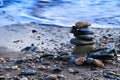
{"left": 0, "top": 12, "right": 120, "bottom": 80}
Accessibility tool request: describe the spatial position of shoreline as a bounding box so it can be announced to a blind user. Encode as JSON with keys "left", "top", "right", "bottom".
{"left": 0, "top": 22, "right": 120, "bottom": 51}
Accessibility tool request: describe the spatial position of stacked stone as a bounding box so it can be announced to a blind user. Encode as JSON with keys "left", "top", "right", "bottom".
{"left": 70, "top": 21, "right": 96, "bottom": 57}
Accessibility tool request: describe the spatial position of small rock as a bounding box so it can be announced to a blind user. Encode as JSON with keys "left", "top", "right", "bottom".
{"left": 68, "top": 68, "right": 74, "bottom": 73}
{"left": 32, "top": 30, "right": 37, "bottom": 33}
{"left": 41, "top": 61, "right": 50, "bottom": 65}
{"left": 9, "top": 58, "right": 25, "bottom": 64}
{"left": 53, "top": 67, "right": 62, "bottom": 73}
{"left": 21, "top": 70, "right": 37, "bottom": 75}
{"left": 75, "top": 57, "right": 86, "bottom": 66}
{"left": 68, "top": 68, "right": 79, "bottom": 75}
{"left": 86, "top": 58, "right": 94, "bottom": 64}
{"left": 13, "top": 76, "right": 20, "bottom": 80}
{"left": 11, "top": 65, "right": 19, "bottom": 70}
{"left": 39, "top": 65, "right": 47, "bottom": 70}
{"left": 57, "top": 74, "right": 66, "bottom": 79}
{"left": 20, "top": 77, "right": 28, "bottom": 80}
{"left": 93, "top": 59, "right": 105, "bottom": 68}
{"left": 44, "top": 75, "right": 58, "bottom": 80}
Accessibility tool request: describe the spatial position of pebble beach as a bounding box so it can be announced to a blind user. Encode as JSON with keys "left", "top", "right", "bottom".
{"left": 0, "top": 15, "right": 120, "bottom": 80}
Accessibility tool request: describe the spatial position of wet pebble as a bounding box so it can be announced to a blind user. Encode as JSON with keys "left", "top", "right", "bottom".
{"left": 13, "top": 76, "right": 20, "bottom": 80}
{"left": 53, "top": 67, "right": 62, "bottom": 73}
{"left": 20, "top": 77, "right": 28, "bottom": 80}
{"left": 57, "top": 74, "right": 66, "bottom": 79}
{"left": 86, "top": 58, "right": 94, "bottom": 64}
{"left": 41, "top": 61, "right": 50, "bottom": 65}
{"left": 44, "top": 75, "right": 58, "bottom": 80}
{"left": 11, "top": 65, "right": 19, "bottom": 70}
{"left": 68, "top": 68, "right": 79, "bottom": 75}
{"left": 32, "top": 29, "right": 37, "bottom": 33}
{"left": 38, "top": 65, "right": 47, "bottom": 70}
{"left": 75, "top": 57, "right": 86, "bottom": 66}
{"left": 14, "top": 58, "right": 25, "bottom": 64}
{"left": 20, "top": 70, "right": 37, "bottom": 75}
{"left": 93, "top": 59, "right": 105, "bottom": 68}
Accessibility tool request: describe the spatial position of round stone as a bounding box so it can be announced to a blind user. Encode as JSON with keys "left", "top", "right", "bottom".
{"left": 73, "top": 44, "right": 96, "bottom": 57}
{"left": 75, "top": 57, "right": 86, "bottom": 65}
{"left": 75, "top": 21, "right": 91, "bottom": 28}
{"left": 70, "top": 38, "right": 95, "bottom": 45}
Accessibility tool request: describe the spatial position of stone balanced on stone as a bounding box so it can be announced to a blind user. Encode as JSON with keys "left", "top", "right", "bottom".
{"left": 70, "top": 21, "right": 96, "bottom": 57}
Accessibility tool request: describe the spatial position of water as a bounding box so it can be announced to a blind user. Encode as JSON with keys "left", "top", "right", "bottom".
{"left": 0, "top": 0, "right": 120, "bottom": 28}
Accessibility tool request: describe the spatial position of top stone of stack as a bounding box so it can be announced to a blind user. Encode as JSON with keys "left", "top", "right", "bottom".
{"left": 75, "top": 21, "right": 91, "bottom": 28}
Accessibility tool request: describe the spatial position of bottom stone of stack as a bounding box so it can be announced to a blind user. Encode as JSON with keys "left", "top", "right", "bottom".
{"left": 73, "top": 44, "right": 96, "bottom": 58}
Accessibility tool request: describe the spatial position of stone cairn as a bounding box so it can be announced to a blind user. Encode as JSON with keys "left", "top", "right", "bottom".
{"left": 70, "top": 21, "right": 96, "bottom": 57}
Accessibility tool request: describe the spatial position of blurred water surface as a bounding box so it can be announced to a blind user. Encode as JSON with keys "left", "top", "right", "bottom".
{"left": 1, "top": 0, "right": 120, "bottom": 28}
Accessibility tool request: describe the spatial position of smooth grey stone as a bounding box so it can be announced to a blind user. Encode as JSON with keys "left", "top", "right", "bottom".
{"left": 77, "top": 34, "right": 94, "bottom": 40}
{"left": 70, "top": 38, "right": 94, "bottom": 45}
{"left": 77, "top": 27, "right": 90, "bottom": 32}
{"left": 70, "top": 26, "right": 94, "bottom": 35}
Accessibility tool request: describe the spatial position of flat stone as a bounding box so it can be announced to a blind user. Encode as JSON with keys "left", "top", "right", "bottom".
{"left": 75, "top": 21, "right": 91, "bottom": 28}
{"left": 73, "top": 30, "right": 94, "bottom": 37}
{"left": 70, "top": 38, "right": 95, "bottom": 45}
{"left": 78, "top": 27, "right": 90, "bottom": 32}
{"left": 77, "top": 34, "right": 94, "bottom": 41}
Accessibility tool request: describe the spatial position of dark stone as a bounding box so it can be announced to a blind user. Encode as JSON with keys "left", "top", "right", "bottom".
{"left": 70, "top": 38, "right": 94, "bottom": 45}
{"left": 21, "top": 70, "right": 37, "bottom": 75}
{"left": 86, "top": 58, "right": 94, "bottom": 64}
{"left": 77, "top": 35, "right": 94, "bottom": 41}
{"left": 78, "top": 27, "right": 90, "bottom": 32}
{"left": 73, "top": 30, "right": 94, "bottom": 37}
{"left": 32, "top": 30, "right": 37, "bottom": 33}
{"left": 53, "top": 67, "right": 62, "bottom": 73}
{"left": 15, "top": 58, "right": 24, "bottom": 64}
{"left": 87, "top": 46, "right": 117, "bottom": 60}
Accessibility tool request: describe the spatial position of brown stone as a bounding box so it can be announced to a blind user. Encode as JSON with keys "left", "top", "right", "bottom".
{"left": 75, "top": 21, "right": 91, "bottom": 28}
{"left": 75, "top": 57, "right": 86, "bottom": 66}
{"left": 93, "top": 59, "right": 105, "bottom": 68}
{"left": 39, "top": 65, "right": 47, "bottom": 70}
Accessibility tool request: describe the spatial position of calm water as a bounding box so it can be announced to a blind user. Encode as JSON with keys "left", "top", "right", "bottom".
{"left": 1, "top": 0, "right": 120, "bottom": 28}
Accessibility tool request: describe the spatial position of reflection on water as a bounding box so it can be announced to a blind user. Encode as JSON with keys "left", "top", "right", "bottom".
{"left": 1, "top": 0, "right": 120, "bottom": 28}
